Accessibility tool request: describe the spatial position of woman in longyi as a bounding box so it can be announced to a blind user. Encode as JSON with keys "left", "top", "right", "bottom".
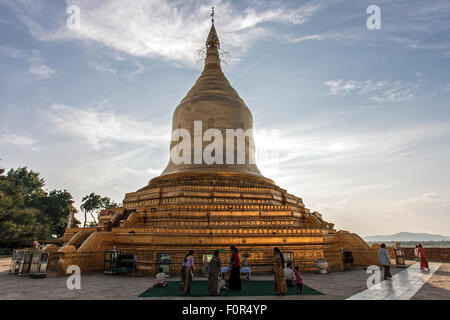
{"left": 228, "top": 246, "right": 242, "bottom": 291}
{"left": 417, "top": 244, "right": 430, "bottom": 271}
{"left": 273, "top": 247, "right": 287, "bottom": 295}
{"left": 208, "top": 250, "right": 222, "bottom": 296}
{"left": 180, "top": 250, "right": 194, "bottom": 295}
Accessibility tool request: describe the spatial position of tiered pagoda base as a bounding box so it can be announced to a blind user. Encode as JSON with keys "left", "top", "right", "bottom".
{"left": 48, "top": 172, "right": 379, "bottom": 275}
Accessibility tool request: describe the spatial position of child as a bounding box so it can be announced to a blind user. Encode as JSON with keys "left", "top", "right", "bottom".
{"left": 154, "top": 268, "right": 168, "bottom": 287}
{"left": 295, "top": 266, "right": 303, "bottom": 294}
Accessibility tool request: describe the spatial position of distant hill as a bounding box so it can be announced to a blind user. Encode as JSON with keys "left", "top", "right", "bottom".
{"left": 364, "top": 232, "right": 450, "bottom": 242}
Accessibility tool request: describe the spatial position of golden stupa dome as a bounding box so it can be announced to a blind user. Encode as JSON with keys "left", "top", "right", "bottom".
{"left": 159, "top": 22, "right": 263, "bottom": 179}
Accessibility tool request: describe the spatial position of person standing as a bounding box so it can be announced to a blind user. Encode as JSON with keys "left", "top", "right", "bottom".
{"left": 284, "top": 261, "right": 295, "bottom": 287}
{"left": 273, "top": 247, "right": 287, "bottom": 294}
{"left": 228, "top": 246, "right": 242, "bottom": 291}
{"left": 378, "top": 244, "right": 392, "bottom": 280}
{"left": 417, "top": 244, "right": 430, "bottom": 271}
{"left": 414, "top": 245, "right": 419, "bottom": 262}
{"left": 180, "top": 250, "right": 194, "bottom": 295}
{"left": 208, "top": 250, "right": 222, "bottom": 296}
{"left": 294, "top": 266, "right": 303, "bottom": 294}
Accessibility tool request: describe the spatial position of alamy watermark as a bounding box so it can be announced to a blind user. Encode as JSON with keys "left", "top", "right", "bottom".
{"left": 65, "top": 4, "right": 381, "bottom": 32}
{"left": 66, "top": 5, "right": 81, "bottom": 30}
{"left": 367, "top": 5, "right": 381, "bottom": 30}
{"left": 366, "top": 265, "right": 382, "bottom": 289}
{"left": 169, "top": 121, "right": 281, "bottom": 174}
{"left": 66, "top": 265, "right": 81, "bottom": 290}
{"left": 170, "top": 121, "right": 256, "bottom": 166}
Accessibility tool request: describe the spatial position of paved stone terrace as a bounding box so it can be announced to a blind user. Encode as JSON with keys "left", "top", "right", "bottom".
{"left": 0, "top": 257, "right": 448, "bottom": 300}
{"left": 347, "top": 262, "right": 441, "bottom": 300}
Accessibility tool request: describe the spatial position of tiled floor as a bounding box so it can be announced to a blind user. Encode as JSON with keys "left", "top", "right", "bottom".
{"left": 0, "top": 257, "right": 449, "bottom": 300}
{"left": 412, "top": 262, "right": 450, "bottom": 300}
{"left": 347, "top": 262, "right": 440, "bottom": 300}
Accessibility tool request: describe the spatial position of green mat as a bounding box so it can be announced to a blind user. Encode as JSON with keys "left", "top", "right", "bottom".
{"left": 139, "top": 280, "right": 323, "bottom": 297}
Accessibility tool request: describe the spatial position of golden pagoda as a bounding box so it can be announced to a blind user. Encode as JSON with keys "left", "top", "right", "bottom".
{"left": 48, "top": 14, "right": 378, "bottom": 275}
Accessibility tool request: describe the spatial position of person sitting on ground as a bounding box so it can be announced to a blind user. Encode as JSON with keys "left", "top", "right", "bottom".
{"left": 295, "top": 266, "right": 303, "bottom": 294}
{"left": 284, "top": 261, "right": 295, "bottom": 287}
{"left": 154, "top": 268, "right": 168, "bottom": 287}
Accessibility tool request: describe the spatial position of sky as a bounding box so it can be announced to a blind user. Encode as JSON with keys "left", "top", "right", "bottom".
{"left": 0, "top": 0, "right": 449, "bottom": 237}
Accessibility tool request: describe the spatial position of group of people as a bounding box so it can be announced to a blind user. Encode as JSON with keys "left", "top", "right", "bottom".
{"left": 154, "top": 243, "right": 433, "bottom": 293}
{"left": 283, "top": 261, "right": 303, "bottom": 293}
{"left": 153, "top": 246, "right": 304, "bottom": 296}
{"left": 378, "top": 243, "right": 430, "bottom": 281}
{"left": 274, "top": 248, "right": 303, "bottom": 295}
{"left": 178, "top": 246, "right": 243, "bottom": 296}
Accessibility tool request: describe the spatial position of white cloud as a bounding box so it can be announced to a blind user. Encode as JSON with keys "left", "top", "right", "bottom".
{"left": 324, "top": 79, "right": 386, "bottom": 96}
{"left": 289, "top": 32, "right": 361, "bottom": 43}
{"left": 255, "top": 122, "right": 450, "bottom": 173}
{"left": 28, "top": 64, "right": 55, "bottom": 79}
{"left": 0, "top": 45, "right": 28, "bottom": 59}
{"left": 288, "top": 1, "right": 450, "bottom": 55}
{"left": 315, "top": 198, "right": 348, "bottom": 213}
{"left": 6, "top": 0, "right": 323, "bottom": 67}
{"left": 324, "top": 79, "right": 417, "bottom": 102}
{"left": 87, "top": 60, "right": 145, "bottom": 79}
{"left": 28, "top": 49, "right": 55, "bottom": 79}
{"left": 87, "top": 61, "right": 117, "bottom": 75}
{"left": 127, "top": 61, "right": 144, "bottom": 79}
{"left": 46, "top": 104, "right": 169, "bottom": 150}
{"left": 383, "top": 193, "right": 450, "bottom": 218}
{"left": 371, "top": 87, "right": 415, "bottom": 103}
{"left": 0, "top": 45, "right": 55, "bottom": 79}
{"left": 0, "top": 133, "right": 39, "bottom": 150}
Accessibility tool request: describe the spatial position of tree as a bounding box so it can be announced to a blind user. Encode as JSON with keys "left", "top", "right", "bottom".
{"left": 80, "top": 194, "right": 120, "bottom": 228}
{"left": 80, "top": 193, "right": 102, "bottom": 227}
{"left": 39, "top": 190, "right": 79, "bottom": 237}
{"left": 5, "top": 167, "right": 46, "bottom": 207}
{"left": 80, "top": 192, "right": 119, "bottom": 228}
{"left": 0, "top": 167, "right": 47, "bottom": 243}
{"left": 101, "top": 197, "right": 120, "bottom": 209}
{"left": 0, "top": 167, "right": 78, "bottom": 243}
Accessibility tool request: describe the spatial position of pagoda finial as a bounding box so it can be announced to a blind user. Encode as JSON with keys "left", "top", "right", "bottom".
{"left": 205, "top": 5, "right": 220, "bottom": 66}
{"left": 206, "top": 7, "right": 220, "bottom": 50}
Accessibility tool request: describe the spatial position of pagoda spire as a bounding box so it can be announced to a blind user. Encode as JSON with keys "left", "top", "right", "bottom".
{"left": 205, "top": 6, "right": 220, "bottom": 66}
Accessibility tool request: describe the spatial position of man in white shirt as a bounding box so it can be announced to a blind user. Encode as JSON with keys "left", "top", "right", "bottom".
{"left": 154, "top": 268, "right": 168, "bottom": 287}
{"left": 284, "top": 261, "right": 295, "bottom": 287}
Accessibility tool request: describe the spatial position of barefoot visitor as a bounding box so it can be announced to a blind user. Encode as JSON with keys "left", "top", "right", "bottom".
{"left": 208, "top": 250, "right": 222, "bottom": 296}
{"left": 228, "top": 246, "right": 241, "bottom": 291}
{"left": 417, "top": 244, "right": 430, "bottom": 271}
{"left": 295, "top": 266, "right": 303, "bottom": 294}
{"left": 378, "top": 244, "right": 392, "bottom": 280}
{"left": 180, "top": 250, "right": 194, "bottom": 295}
{"left": 273, "top": 247, "right": 287, "bottom": 295}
